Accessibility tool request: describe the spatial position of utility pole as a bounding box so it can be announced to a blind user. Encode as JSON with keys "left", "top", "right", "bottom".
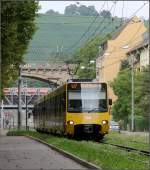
{"left": 26, "top": 95, "right": 28, "bottom": 130}
{"left": 148, "top": 44, "right": 150, "bottom": 166}
{"left": 131, "top": 54, "right": 134, "bottom": 132}
{"left": 56, "top": 45, "right": 59, "bottom": 53}
{"left": 24, "top": 79, "right": 28, "bottom": 130}
{"left": 61, "top": 45, "right": 63, "bottom": 53}
{"left": 18, "top": 65, "right": 22, "bottom": 130}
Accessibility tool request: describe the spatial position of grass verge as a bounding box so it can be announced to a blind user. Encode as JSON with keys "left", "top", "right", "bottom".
{"left": 104, "top": 131, "right": 149, "bottom": 151}
{"left": 7, "top": 130, "right": 149, "bottom": 170}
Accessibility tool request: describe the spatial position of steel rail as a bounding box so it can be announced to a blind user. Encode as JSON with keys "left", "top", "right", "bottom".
{"left": 101, "top": 142, "right": 150, "bottom": 157}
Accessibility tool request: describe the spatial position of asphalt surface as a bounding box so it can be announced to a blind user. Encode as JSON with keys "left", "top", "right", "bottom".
{"left": 0, "top": 133, "right": 86, "bottom": 169}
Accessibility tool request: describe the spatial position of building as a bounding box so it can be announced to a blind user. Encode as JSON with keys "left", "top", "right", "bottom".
{"left": 96, "top": 16, "right": 147, "bottom": 102}
{"left": 127, "top": 31, "right": 149, "bottom": 70}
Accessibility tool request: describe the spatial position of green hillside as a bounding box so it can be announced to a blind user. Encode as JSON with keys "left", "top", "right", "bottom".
{"left": 24, "top": 14, "right": 148, "bottom": 64}
{"left": 23, "top": 14, "right": 122, "bottom": 63}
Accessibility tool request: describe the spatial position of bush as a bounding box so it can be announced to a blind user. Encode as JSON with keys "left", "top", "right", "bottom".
{"left": 128, "top": 115, "right": 149, "bottom": 131}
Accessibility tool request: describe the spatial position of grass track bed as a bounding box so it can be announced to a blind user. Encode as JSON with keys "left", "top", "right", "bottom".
{"left": 104, "top": 131, "right": 149, "bottom": 152}
{"left": 7, "top": 130, "right": 149, "bottom": 170}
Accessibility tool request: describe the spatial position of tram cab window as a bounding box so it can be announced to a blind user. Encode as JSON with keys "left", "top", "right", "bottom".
{"left": 67, "top": 83, "right": 107, "bottom": 113}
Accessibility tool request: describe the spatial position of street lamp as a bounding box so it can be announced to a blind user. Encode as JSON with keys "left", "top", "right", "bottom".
{"left": 81, "top": 66, "right": 85, "bottom": 70}
{"left": 104, "top": 52, "right": 110, "bottom": 56}
{"left": 81, "top": 59, "right": 96, "bottom": 70}
{"left": 122, "top": 44, "right": 129, "bottom": 49}
{"left": 89, "top": 60, "right": 95, "bottom": 64}
{"left": 80, "top": 66, "right": 96, "bottom": 71}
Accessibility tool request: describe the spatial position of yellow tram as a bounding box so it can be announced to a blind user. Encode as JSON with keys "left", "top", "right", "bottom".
{"left": 33, "top": 79, "right": 112, "bottom": 139}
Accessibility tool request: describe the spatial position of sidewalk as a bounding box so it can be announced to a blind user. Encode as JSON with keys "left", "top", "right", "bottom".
{"left": 0, "top": 136, "right": 85, "bottom": 169}
{"left": 0, "top": 128, "right": 9, "bottom": 136}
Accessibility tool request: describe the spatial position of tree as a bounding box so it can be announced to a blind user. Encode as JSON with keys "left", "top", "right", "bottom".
{"left": 110, "top": 65, "right": 149, "bottom": 130}
{"left": 1, "top": 1, "right": 39, "bottom": 97}
{"left": 73, "top": 34, "right": 112, "bottom": 79}
{"left": 73, "top": 36, "right": 100, "bottom": 78}
{"left": 78, "top": 5, "right": 98, "bottom": 16}
{"left": 87, "top": 6, "right": 99, "bottom": 16}
{"left": 74, "top": 36, "right": 101, "bottom": 78}
{"left": 78, "top": 5, "right": 89, "bottom": 16}
{"left": 110, "top": 69, "right": 132, "bottom": 128}
{"left": 100, "top": 10, "right": 111, "bottom": 18}
{"left": 45, "top": 9, "right": 60, "bottom": 15}
{"left": 64, "top": 4, "right": 79, "bottom": 16}
{"left": 135, "top": 67, "right": 149, "bottom": 118}
{"left": 64, "top": 4, "right": 98, "bottom": 16}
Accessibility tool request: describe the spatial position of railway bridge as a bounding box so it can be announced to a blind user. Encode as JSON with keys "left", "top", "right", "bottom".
{"left": 21, "top": 63, "right": 78, "bottom": 85}
{"left": 1, "top": 63, "right": 78, "bottom": 109}
{"left": 0, "top": 63, "right": 79, "bottom": 127}
{"left": 0, "top": 62, "right": 80, "bottom": 127}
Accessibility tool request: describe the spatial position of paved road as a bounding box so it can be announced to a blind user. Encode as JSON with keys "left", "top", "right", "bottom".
{"left": 0, "top": 135, "right": 86, "bottom": 169}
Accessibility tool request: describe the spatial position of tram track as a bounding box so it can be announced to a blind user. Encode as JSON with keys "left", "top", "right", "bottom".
{"left": 32, "top": 131, "right": 150, "bottom": 157}
{"left": 100, "top": 141, "right": 150, "bottom": 157}
{"left": 35, "top": 132, "right": 150, "bottom": 157}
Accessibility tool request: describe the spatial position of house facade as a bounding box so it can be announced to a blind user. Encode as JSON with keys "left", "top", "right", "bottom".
{"left": 127, "top": 32, "right": 149, "bottom": 70}
{"left": 96, "top": 16, "right": 147, "bottom": 102}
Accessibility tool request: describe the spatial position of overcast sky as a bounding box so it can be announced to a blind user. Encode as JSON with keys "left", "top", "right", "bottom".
{"left": 38, "top": 1, "right": 149, "bottom": 19}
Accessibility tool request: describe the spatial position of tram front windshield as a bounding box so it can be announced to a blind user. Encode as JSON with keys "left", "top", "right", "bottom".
{"left": 67, "top": 83, "right": 107, "bottom": 113}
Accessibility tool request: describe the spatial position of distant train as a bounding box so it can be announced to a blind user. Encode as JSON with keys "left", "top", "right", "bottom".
{"left": 33, "top": 79, "right": 112, "bottom": 140}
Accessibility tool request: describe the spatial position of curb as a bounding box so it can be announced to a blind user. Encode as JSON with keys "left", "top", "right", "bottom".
{"left": 26, "top": 135, "right": 101, "bottom": 170}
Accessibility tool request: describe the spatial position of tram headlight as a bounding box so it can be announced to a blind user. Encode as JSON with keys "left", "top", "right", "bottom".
{"left": 67, "top": 120, "right": 74, "bottom": 125}
{"left": 102, "top": 120, "right": 108, "bottom": 125}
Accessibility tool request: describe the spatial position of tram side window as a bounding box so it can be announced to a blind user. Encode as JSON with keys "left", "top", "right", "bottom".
{"left": 54, "top": 96, "right": 56, "bottom": 117}
{"left": 35, "top": 107, "right": 37, "bottom": 122}
{"left": 56, "top": 96, "right": 58, "bottom": 117}
{"left": 38, "top": 104, "right": 40, "bottom": 120}
{"left": 52, "top": 97, "right": 54, "bottom": 117}
{"left": 40, "top": 103, "right": 42, "bottom": 120}
{"left": 60, "top": 93, "right": 64, "bottom": 113}
{"left": 49, "top": 98, "right": 51, "bottom": 112}
{"left": 59, "top": 94, "right": 62, "bottom": 114}
{"left": 58, "top": 94, "right": 61, "bottom": 118}
{"left": 40, "top": 103, "right": 42, "bottom": 119}
{"left": 47, "top": 98, "right": 50, "bottom": 120}
{"left": 36, "top": 105, "right": 38, "bottom": 122}
{"left": 57, "top": 95, "right": 61, "bottom": 116}
{"left": 55, "top": 96, "right": 57, "bottom": 118}
{"left": 63, "top": 92, "right": 66, "bottom": 112}
{"left": 60, "top": 93, "right": 64, "bottom": 121}
{"left": 49, "top": 98, "right": 51, "bottom": 125}
{"left": 42, "top": 101, "right": 45, "bottom": 119}
{"left": 51, "top": 97, "right": 53, "bottom": 114}
{"left": 39, "top": 103, "right": 41, "bottom": 120}
{"left": 39, "top": 104, "right": 41, "bottom": 121}
{"left": 45, "top": 100, "right": 48, "bottom": 121}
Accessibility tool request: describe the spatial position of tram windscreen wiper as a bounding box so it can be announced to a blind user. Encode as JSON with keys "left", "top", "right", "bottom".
{"left": 68, "top": 107, "right": 82, "bottom": 112}
{"left": 88, "top": 107, "right": 106, "bottom": 113}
